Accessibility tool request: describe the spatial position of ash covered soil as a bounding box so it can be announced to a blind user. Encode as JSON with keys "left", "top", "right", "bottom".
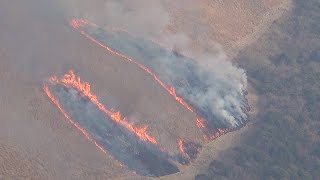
{"left": 0, "top": 0, "right": 291, "bottom": 179}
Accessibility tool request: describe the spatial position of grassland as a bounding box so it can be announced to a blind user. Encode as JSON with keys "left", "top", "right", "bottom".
{"left": 196, "top": 0, "right": 320, "bottom": 179}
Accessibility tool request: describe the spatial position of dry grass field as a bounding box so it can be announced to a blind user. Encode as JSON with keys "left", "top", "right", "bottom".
{"left": 0, "top": 0, "right": 293, "bottom": 179}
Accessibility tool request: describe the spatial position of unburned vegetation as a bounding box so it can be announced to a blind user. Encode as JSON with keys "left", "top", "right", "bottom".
{"left": 197, "top": 0, "right": 320, "bottom": 179}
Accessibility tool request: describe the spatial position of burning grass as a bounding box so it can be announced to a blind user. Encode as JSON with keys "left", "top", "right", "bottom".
{"left": 43, "top": 70, "right": 180, "bottom": 177}
{"left": 69, "top": 18, "right": 249, "bottom": 141}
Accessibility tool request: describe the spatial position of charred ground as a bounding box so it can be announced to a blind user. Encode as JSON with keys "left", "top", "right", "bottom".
{"left": 75, "top": 22, "right": 249, "bottom": 134}
{"left": 48, "top": 83, "right": 179, "bottom": 177}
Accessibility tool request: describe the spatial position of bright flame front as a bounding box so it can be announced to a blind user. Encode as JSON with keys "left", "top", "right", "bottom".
{"left": 69, "top": 18, "right": 230, "bottom": 140}
{"left": 43, "top": 70, "right": 181, "bottom": 177}
{"left": 47, "top": 70, "right": 157, "bottom": 145}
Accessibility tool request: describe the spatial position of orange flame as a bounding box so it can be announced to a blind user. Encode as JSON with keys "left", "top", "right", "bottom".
{"left": 203, "top": 128, "right": 229, "bottom": 143}
{"left": 196, "top": 118, "right": 206, "bottom": 129}
{"left": 70, "top": 18, "right": 90, "bottom": 29}
{"left": 48, "top": 70, "right": 157, "bottom": 145}
{"left": 43, "top": 84, "right": 125, "bottom": 168}
{"left": 70, "top": 18, "right": 230, "bottom": 142}
{"left": 178, "top": 139, "right": 188, "bottom": 158}
{"left": 70, "top": 19, "right": 195, "bottom": 113}
{"left": 178, "top": 139, "right": 201, "bottom": 160}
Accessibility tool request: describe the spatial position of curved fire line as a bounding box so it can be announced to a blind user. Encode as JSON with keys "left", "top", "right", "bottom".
{"left": 178, "top": 139, "right": 201, "bottom": 160}
{"left": 50, "top": 70, "right": 157, "bottom": 145}
{"left": 70, "top": 18, "right": 234, "bottom": 141}
{"left": 71, "top": 19, "right": 195, "bottom": 114}
{"left": 43, "top": 70, "right": 180, "bottom": 177}
{"left": 43, "top": 84, "right": 126, "bottom": 169}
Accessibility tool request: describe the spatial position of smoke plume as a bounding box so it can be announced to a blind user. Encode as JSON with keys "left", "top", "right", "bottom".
{"left": 59, "top": 0, "right": 248, "bottom": 128}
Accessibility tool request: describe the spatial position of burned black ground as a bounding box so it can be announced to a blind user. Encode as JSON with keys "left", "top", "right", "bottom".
{"left": 49, "top": 84, "right": 179, "bottom": 177}
{"left": 80, "top": 25, "right": 248, "bottom": 134}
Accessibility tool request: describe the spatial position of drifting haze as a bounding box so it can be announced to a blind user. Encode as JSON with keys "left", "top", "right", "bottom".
{"left": 60, "top": 0, "right": 248, "bottom": 127}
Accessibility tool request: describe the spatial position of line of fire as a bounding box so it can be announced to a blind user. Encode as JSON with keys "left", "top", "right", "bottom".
{"left": 44, "top": 71, "right": 180, "bottom": 177}
{"left": 70, "top": 18, "right": 249, "bottom": 140}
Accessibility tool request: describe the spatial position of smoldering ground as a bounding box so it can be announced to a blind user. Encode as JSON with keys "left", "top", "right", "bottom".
{"left": 48, "top": 84, "right": 180, "bottom": 177}
{"left": 62, "top": 0, "right": 249, "bottom": 131}
{"left": 0, "top": 0, "right": 248, "bottom": 178}
{"left": 81, "top": 25, "right": 248, "bottom": 130}
{"left": 0, "top": 0, "right": 183, "bottom": 176}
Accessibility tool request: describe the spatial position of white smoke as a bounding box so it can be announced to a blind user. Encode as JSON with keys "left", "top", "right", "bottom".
{"left": 58, "top": 0, "right": 248, "bottom": 127}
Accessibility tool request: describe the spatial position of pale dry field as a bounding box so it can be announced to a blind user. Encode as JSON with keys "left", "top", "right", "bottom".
{"left": 0, "top": 0, "right": 291, "bottom": 179}
{"left": 163, "top": 0, "right": 292, "bottom": 57}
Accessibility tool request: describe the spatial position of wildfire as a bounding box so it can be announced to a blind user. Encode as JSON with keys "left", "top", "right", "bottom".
{"left": 204, "top": 128, "right": 229, "bottom": 143}
{"left": 43, "top": 84, "right": 125, "bottom": 168}
{"left": 70, "top": 19, "right": 195, "bottom": 112}
{"left": 46, "top": 70, "right": 157, "bottom": 145}
{"left": 69, "top": 18, "right": 230, "bottom": 142}
{"left": 196, "top": 118, "right": 206, "bottom": 129}
{"left": 70, "top": 18, "right": 90, "bottom": 29}
{"left": 177, "top": 139, "right": 201, "bottom": 159}
{"left": 178, "top": 139, "right": 188, "bottom": 158}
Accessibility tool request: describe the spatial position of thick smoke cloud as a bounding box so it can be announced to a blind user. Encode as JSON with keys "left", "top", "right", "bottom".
{"left": 59, "top": 0, "right": 248, "bottom": 128}
{"left": 182, "top": 52, "right": 248, "bottom": 127}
